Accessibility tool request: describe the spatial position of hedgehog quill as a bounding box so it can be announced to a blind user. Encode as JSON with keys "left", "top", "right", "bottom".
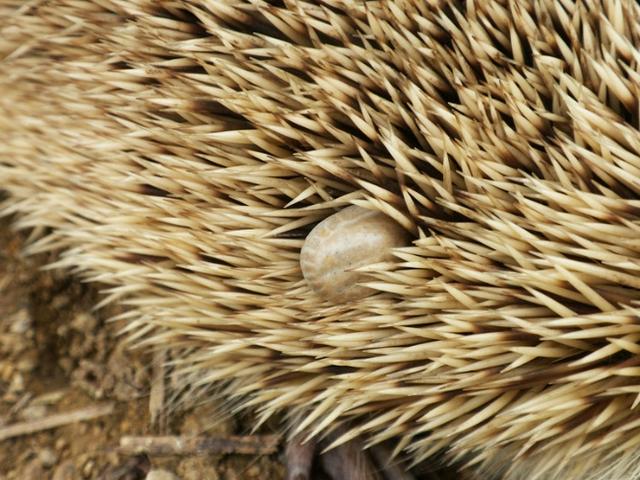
{"left": 2, "top": 0, "right": 640, "bottom": 479}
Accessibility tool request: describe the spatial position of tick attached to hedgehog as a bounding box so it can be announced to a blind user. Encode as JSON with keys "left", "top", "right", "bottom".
{"left": 2, "top": 0, "right": 640, "bottom": 479}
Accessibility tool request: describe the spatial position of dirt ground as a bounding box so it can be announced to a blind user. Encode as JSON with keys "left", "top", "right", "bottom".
{"left": 0, "top": 215, "right": 469, "bottom": 480}
{"left": 0, "top": 217, "right": 286, "bottom": 480}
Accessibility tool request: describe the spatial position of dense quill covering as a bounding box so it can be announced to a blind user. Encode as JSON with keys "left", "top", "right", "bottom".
{"left": 2, "top": 0, "right": 640, "bottom": 478}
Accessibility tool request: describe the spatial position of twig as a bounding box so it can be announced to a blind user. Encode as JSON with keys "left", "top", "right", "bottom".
{"left": 0, "top": 403, "right": 114, "bottom": 442}
{"left": 119, "top": 434, "right": 281, "bottom": 456}
{"left": 5, "top": 392, "right": 33, "bottom": 422}
{"left": 149, "top": 349, "right": 166, "bottom": 428}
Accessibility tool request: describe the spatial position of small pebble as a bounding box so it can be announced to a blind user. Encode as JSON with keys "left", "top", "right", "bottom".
{"left": 9, "top": 308, "right": 32, "bottom": 334}
{"left": 82, "top": 458, "right": 95, "bottom": 478}
{"left": 51, "top": 294, "right": 70, "bottom": 309}
{"left": 54, "top": 437, "right": 68, "bottom": 451}
{"left": 7, "top": 373, "right": 25, "bottom": 394}
{"left": 20, "top": 404, "right": 48, "bottom": 421}
{"left": 0, "top": 361, "right": 14, "bottom": 382}
{"left": 245, "top": 465, "right": 261, "bottom": 478}
{"left": 39, "top": 448, "right": 58, "bottom": 468}
{"left": 178, "top": 457, "right": 219, "bottom": 480}
{"left": 71, "top": 312, "right": 98, "bottom": 332}
{"left": 146, "top": 469, "right": 181, "bottom": 480}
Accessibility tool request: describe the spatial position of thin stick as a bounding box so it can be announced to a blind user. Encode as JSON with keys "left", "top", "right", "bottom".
{"left": 119, "top": 434, "right": 281, "bottom": 456}
{"left": 0, "top": 403, "right": 114, "bottom": 442}
{"left": 149, "top": 349, "right": 166, "bottom": 428}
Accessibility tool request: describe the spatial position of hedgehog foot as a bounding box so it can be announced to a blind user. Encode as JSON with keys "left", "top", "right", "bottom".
{"left": 285, "top": 433, "right": 414, "bottom": 480}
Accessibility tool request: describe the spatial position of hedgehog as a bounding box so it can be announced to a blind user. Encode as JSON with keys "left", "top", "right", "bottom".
{"left": 2, "top": 0, "right": 640, "bottom": 479}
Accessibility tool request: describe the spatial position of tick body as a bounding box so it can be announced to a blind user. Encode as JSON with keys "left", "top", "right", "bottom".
{"left": 300, "top": 205, "right": 409, "bottom": 303}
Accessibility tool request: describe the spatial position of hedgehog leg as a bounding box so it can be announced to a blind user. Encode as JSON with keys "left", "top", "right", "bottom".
{"left": 285, "top": 432, "right": 414, "bottom": 480}
{"left": 285, "top": 433, "right": 380, "bottom": 480}
{"left": 285, "top": 434, "right": 316, "bottom": 480}
{"left": 318, "top": 436, "right": 382, "bottom": 480}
